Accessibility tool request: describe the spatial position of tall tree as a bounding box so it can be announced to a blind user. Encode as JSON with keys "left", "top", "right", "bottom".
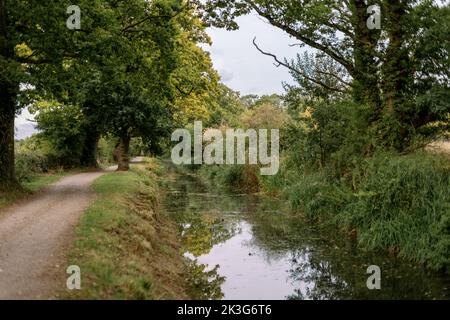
{"left": 0, "top": 0, "right": 98, "bottom": 187}
{"left": 24, "top": 0, "right": 196, "bottom": 171}
{"left": 201, "top": 0, "right": 450, "bottom": 150}
{"left": 0, "top": 0, "right": 18, "bottom": 188}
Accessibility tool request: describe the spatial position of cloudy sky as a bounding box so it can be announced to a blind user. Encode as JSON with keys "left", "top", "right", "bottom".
{"left": 15, "top": 13, "right": 300, "bottom": 140}
{"left": 204, "top": 13, "right": 300, "bottom": 95}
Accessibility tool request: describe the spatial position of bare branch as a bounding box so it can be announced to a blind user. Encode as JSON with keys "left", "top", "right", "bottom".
{"left": 252, "top": 38, "right": 346, "bottom": 93}
{"left": 244, "top": 0, "right": 355, "bottom": 77}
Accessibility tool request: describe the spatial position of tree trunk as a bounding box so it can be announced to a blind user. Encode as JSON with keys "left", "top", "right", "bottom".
{"left": 80, "top": 126, "right": 100, "bottom": 168}
{"left": 0, "top": 0, "right": 19, "bottom": 190}
{"left": 116, "top": 135, "right": 130, "bottom": 171}
{"left": 350, "top": 0, "right": 382, "bottom": 115}
{"left": 380, "top": 0, "right": 413, "bottom": 151}
{"left": 0, "top": 96, "right": 16, "bottom": 189}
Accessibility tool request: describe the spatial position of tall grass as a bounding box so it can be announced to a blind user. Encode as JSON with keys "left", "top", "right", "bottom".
{"left": 337, "top": 152, "right": 450, "bottom": 271}
{"left": 282, "top": 152, "right": 450, "bottom": 272}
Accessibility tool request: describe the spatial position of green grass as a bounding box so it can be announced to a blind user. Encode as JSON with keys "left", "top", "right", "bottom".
{"left": 337, "top": 152, "right": 450, "bottom": 272}
{"left": 21, "top": 172, "right": 68, "bottom": 192}
{"left": 65, "top": 158, "right": 190, "bottom": 300}
{"left": 0, "top": 171, "right": 68, "bottom": 209}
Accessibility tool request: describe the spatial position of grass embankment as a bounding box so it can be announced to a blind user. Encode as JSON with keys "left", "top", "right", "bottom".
{"left": 0, "top": 171, "right": 68, "bottom": 209}
{"left": 66, "top": 158, "right": 190, "bottom": 299}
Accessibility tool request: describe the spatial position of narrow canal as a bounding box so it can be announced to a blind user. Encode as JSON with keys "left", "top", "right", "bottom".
{"left": 161, "top": 165, "right": 450, "bottom": 300}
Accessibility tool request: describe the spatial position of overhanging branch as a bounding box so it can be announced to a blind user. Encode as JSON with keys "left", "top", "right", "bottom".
{"left": 252, "top": 38, "right": 347, "bottom": 94}
{"left": 244, "top": 0, "right": 355, "bottom": 77}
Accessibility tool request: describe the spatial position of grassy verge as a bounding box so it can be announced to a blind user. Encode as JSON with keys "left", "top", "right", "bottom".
{"left": 21, "top": 171, "right": 69, "bottom": 192}
{"left": 0, "top": 171, "right": 68, "bottom": 209}
{"left": 65, "top": 158, "right": 190, "bottom": 299}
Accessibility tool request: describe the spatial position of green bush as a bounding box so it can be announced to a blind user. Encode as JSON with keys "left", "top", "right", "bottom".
{"left": 197, "top": 94, "right": 450, "bottom": 272}
{"left": 285, "top": 170, "right": 351, "bottom": 220}
{"left": 284, "top": 99, "right": 371, "bottom": 170}
{"left": 33, "top": 102, "right": 86, "bottom": 166}
{"left": 281, "top": 152, "right": 450, "bottom": 272}
{"left": 15, "top": 152, "right": 50, "bottom": 182}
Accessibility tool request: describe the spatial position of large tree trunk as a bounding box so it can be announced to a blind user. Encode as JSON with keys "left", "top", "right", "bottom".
{"left": 80, "top": 126, "right": 100, "bottom": 168}
{"left": 350, "top": 0, "right": 382, "bottom": 115}
{"left": 380, "top": 0, "right": 413, "bottom": 151}
{"left": 382, "top": 1, "right": 410, "bottom": 111}
{"left": 0, "top": 0, "right": 19, "bottom": 190}
{"left": 0, "top": 95, "right": 16, "bottom": 189}
{"left": 116, "top": 135, "right": 130, "bottom": 171}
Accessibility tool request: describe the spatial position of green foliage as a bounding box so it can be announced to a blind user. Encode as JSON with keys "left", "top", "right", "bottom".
{"left": 11, "top": 0, "right": 221, "bottom": 172}
{"left": 241, "top": 103, "right": 287, "bottom": 130}
{"left": 285, "top": 171, "right": 348, "bottom": 221}
{"left": 284, "top": 98, "right": 370, "bottom": 172}
{"left": 280, "top": 148, "right": 450, "bottom": 272}
{"left": 206, "top": 83, "right": 246, "bottom": 127}
{"left": 199, "top": 95, "right": 289, "bottom": 193}
{"left": 96, "top": 137, "right": 118, "bottom": 165}
{"left": 337, "top": 153, "right": 450, "bottom": 271}
{"left": 15, "top": 152, "right": 50, "bottom": 182}
{"left": 14, "top": 134, "right": 64, "bottom": 181}
{"left": 202, "top": 0, "right": 450, "bottom": 150}
{"left": 273, "top": 91, "right": 450, "bottom": 271}
{"left": 32, "top": 102, "right": 86, "bottom": 166}
{"left": 129, "top": 138, "right": 148, "bottom": 158}
{"left": 200, "top": 165, "right": 260, "bottom": 193}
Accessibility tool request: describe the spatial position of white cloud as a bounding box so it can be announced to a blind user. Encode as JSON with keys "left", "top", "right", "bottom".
{"left": 15, "top": 109, "right": 37, "bottom": 140}
{"left": 205, "top": 13, "right": 303, "bottom": 96}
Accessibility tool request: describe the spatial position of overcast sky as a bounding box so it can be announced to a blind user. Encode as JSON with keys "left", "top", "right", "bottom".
{"left": 15, "top": 13, "right": 301, "bottom": 140}
{"left": 205, "top": 13, "right": 300, "bottom": 96}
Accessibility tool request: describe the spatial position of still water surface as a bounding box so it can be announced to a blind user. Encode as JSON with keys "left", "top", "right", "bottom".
{"left": 161, "top": 166, "right": 450, "bottom": 300}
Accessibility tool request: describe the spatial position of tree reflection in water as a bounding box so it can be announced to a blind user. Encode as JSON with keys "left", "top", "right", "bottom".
{"left": 250, "top": 210, "right": 450, "bottom": 300}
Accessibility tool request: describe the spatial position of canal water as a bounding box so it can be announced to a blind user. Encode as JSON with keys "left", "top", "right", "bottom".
{"left": 161, "top": 165, "right": 450, "bottom": 300}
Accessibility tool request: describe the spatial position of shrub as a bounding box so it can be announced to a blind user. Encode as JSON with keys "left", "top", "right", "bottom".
{"left": 97, "top": 137, "right": 117, "bottom": 165}
{"left": 15, "top": 152, "right": 50, "bottom": 182}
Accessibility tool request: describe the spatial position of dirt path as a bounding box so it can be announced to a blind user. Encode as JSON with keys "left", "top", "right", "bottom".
{"left": 0, "top": 169, "right": 112, "bottom": 299}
